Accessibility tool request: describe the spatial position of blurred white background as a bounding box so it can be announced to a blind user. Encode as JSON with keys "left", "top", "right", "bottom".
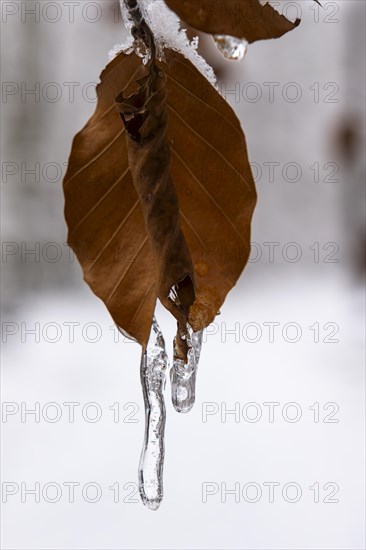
{"left": 1, "top": 1, "right": 365, "bottom": 549}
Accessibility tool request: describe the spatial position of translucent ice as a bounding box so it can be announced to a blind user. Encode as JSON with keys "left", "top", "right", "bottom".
{"left": 213, "top": 35, "right": 248, "bottom": 61}
{"left": 138, "top": 317, "right": 168, "bottom": 510}
{"left": 170, "top": 325, "right": 203, "bottom": 413}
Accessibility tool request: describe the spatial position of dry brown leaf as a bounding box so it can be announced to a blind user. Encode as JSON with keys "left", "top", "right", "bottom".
{"left": 165, "top": 0, "right": 300, "bottom": 43}
{"left": 63, "top": 50, "right": 256, "bottom": 348}
{"left": 116, "top": 61, "right": 196, "bottom": 357}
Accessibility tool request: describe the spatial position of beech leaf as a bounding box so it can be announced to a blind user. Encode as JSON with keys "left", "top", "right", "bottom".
{"left": 116, "top": 61, "right": 196, "bottom": 357}
{"left": 165, "top": 0, "right": 300, "bottom": 43}
{"left": 63, "top": 50, "right": 256, "bottom": 349}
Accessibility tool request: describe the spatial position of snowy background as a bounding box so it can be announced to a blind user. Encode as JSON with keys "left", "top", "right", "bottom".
{"left": 1, "top": 1, "right": 365, "bottom": 549}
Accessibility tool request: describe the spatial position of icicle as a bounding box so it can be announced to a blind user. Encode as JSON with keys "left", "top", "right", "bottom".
{"left": 213, "top": 35, "right": 248, "bottom": 61}
{"left": 170, "top": 324, "right": 204, "bottom": 413}
{"left": 138, "top": 317, "right": 168, "bottom": 510}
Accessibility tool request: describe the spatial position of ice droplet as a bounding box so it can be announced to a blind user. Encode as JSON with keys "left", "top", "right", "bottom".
{"left": 171, "top": 325, "right": 203, "bottom": 413}
{"left": 138, "top": 317, "right": 168, "bottom": 510}
{"left": 213, "top": 35, "right": 248, "bottom": 61}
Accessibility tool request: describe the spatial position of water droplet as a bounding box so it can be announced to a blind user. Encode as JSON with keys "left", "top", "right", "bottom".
{"left": 213, "top": 35, "right": 248, "bottom": 61}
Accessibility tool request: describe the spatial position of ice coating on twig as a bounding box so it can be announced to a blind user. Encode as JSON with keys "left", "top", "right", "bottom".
{"left": 110, "top": 0, "right": 217, "bottom": 86}
{"left": 109, "top": 1, "right": 135, "bottom": 59}
{"left": 138, "top": 317, "right": 168, "bottom": 510}
{"left": 170, "top": 324, "right": 203, "bottom": 413}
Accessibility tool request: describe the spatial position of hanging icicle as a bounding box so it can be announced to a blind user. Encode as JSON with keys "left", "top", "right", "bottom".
{"left": 138, "top": 317, "right": 168, "bottom": 510}
{"left": 171, "top": 324, "right": 204, "bottom": 413}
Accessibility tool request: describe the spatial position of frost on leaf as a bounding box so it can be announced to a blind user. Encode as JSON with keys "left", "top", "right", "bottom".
{"left": 63, "top": 49, "right": 256, "bottom": 354}
{"left": 110, "top": 0, "right": 216, "bottom": 86}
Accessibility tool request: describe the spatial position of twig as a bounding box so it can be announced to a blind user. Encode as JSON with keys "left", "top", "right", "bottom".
{"left": 124, "top": 0, "right": 156, "bottom": 60}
